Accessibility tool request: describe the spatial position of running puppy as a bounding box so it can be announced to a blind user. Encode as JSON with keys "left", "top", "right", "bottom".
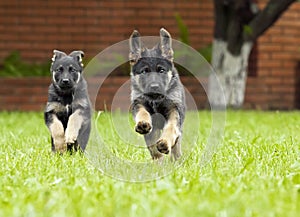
{"left": 129, "top": 28, "right": 186, "bottom": 160}
{"left": 44, "top": 50, "right": 91, "bottom": 153}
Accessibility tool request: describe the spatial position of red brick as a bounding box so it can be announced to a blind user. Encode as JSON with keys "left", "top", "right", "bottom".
{"left": 258, "top": 44, "right": 282, "bottom": 52}
{"left": 282, "top": 45, "right": 299, "bottom": 53}
{"left": 271, "top": 86, "right": 294, "bottom": 94}
{"left": 46, "top": 1, "right": 72, "bottom": 8}
{"left": 265, "top": 77, "right": 284, "bottom": 85}
{"left": 283, "top": 61, "right": 297, "bottom": 68}
{"left": 283, "top": 28, "right": 299, "bottom": 35}
{"left": 75, "top": 1, "right": 99, "bottom": 8}
{"left": 257, "top": 60, "right": 282, "bottom": 68}
{"left": 271, "top": 69, "right": 295, "bottom": 76}
{"left": 271, "top": 35, "right": 297, "bottom": 44}
{"left": 264, "top": 26, "right": 283, "bottom": 35}
{"left": 258, "top": 35, "right": 272, "bottom": 43}
{"left": 271, "top": 53, "right": 293, "bottom": 60}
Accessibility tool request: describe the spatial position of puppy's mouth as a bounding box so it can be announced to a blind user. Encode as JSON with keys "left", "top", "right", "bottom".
{"left": 144, "top": 92, "right": 165, "bottom": 100}
{"left": 55, "top": 82, "right": 75, "bottom": 92}
{"left": 58, "top": 81, "right": 74, "bottom": 88}
{"left": 59, "top": 84, "right": 73, "bottom": 90}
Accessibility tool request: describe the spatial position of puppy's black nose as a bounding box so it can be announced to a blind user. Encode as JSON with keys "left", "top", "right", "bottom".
{"left": 62, "top": 79, "right": 70, "bottom": 84}
{"left": 150, "top": 83, "right": 160, "bottom": 91}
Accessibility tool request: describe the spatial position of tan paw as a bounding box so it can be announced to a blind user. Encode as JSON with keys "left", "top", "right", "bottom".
{"left": 56, "top": 143, "right": 67, "bottom": 154}
{"left": 54, "top": 136, "right": 66, "bottom": 153}
{"left": 156, "top": 138, "right": 171, "bottom": 154}
{"left": 65, "top": 129, "right": 78, "bottom": 144}
{"left": 135, "top": 121, "right": 152, "bottom": 134}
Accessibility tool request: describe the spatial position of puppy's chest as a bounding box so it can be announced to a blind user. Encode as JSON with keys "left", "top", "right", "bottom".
{"left": 53, "top": 102, "right": 72, "bottom": 118}
{"left": 146, "top": 98, "right": 170, "bottom": 115}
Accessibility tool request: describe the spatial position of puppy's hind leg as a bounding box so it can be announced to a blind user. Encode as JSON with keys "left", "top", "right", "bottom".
{"left": 171, "top": 135, "right": 182, "bottom": 160}
{"left": 156, "top": 109, "right": 181, "bottom": 159}
{"left": 144, "top": 128, "right": 163, "bottom": 160}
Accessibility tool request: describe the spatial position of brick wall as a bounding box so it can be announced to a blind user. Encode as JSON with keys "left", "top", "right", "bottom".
{"left": 249, "top": 1, "right": 300, "bottom": 110}
{"left": 0, "top": 0, "right": 300, "bottom": 110}
{"left": 0, "top": 0, "right": 213, "bottom": 61}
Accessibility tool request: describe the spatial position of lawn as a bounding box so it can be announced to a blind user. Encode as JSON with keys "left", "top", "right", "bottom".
{"left": 0, "top": 111, "right": 299, "bottom": 217}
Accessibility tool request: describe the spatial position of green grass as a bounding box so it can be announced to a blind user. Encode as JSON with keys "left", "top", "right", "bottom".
{"left": 0, "top": 111, "right": 300, "bottom": 217}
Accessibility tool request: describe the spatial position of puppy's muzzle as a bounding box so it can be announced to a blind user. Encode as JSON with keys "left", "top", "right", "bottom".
{"left": 149, "top": 83, "right": 160, "bottom": 92}
{"left": 62, "top": 79, "right": 70, "bottom": 85}
{"left": 145, "top": 82, "right": 165, "bottom": 99}
{"left": 59, "top": 78, "right": 73, "bottom": 89}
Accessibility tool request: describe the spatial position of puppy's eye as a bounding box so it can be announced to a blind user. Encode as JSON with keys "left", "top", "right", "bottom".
{"left": 138, "top": 67, "right": 150, "bottom": 74}
{"left": 69, "top": 67, "right": 76, "bottom": 73}
{"left": 56, "top": 66, "right": 63, "bottom": 73}
{"left": 157, "top": 66, "right": 165, "bottom": 73}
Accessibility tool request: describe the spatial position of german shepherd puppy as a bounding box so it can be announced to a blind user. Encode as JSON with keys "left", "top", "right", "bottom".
{"left": 129, "top": 28, "right": 186, "bottom": 160}
{"left": 44, "top": 50, "right": 91, "bottom": 154}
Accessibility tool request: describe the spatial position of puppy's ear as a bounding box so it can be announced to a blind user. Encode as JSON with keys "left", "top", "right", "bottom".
{"left": 69, "top": 50, "right": 84, "bottom": 67}
{"left": 52, "top": 50, "right": 67, "bottom": 62}
{"left": 129, "top": 30, "right": 142, "bottom": 65}
{"left": 160, "top": 28, "right": 174, "bottom": 62}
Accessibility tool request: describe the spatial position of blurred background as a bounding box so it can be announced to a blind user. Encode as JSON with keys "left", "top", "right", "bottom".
{"left": 0, "top": 0, "right": 299, "bottom": 111}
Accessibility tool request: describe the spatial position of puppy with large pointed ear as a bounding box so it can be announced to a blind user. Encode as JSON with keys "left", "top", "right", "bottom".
{"left": 129, "top": 30, "right": 142, "bottom": 65}
{"left": 129, "top": 28, "right": 186, "bottom": 161}
{"left": 45, "top": 49, "right": 91, "bottom": 154}
{"left": 69, "top": 50, "right": 84, "bottom": 67}
{"left": 159, "top": 28, "right": 174, "bottom": 62}
{"left": 51, "top": 50, "right": 67, "bottom": 62}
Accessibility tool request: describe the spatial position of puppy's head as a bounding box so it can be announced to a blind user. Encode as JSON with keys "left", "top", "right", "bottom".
{"left": 50, "top": 50, "right": 84, "bottom": 91}
{"left": 129, "top": 28, "right": 174, "bottom": 98}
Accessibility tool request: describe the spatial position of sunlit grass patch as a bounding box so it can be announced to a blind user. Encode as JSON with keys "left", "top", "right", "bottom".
{"left": 0, "top": 111, "right": 299, "bottom": 217}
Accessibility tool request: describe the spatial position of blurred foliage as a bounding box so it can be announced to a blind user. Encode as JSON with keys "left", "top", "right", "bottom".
{"left": 175, "top": 13, "right": 190, "bottom": 45}
{"left": 0, "top": 51, "right": 130, "bottom": 77}
{"left": 243, "top": 25, "right": 253, "bottom": 35}
{"left": 175, "top": 14, "right": 212, "bottom": 63}
{"left": 0, "top": 51, "right": 51, "bottom": 77}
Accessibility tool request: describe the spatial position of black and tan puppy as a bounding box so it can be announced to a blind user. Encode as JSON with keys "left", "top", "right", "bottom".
{"left": 44, "top": 50, "right": 91, "bottom": 154}
{"left": 129, "top": 28, "right": 186, "bottom": 160}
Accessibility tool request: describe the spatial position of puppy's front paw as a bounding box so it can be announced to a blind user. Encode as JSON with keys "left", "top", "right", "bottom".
{"left": 156, "top": 138, "right": 170, "bottom": 154}
{"left": 135, "top": 121, "right": 152, "bottom": 134}
{"left": 65, "top": 129, "right": 78, "bottom": 144}
{"left": 53, "top": 136, "right": 66, "bottom": 153}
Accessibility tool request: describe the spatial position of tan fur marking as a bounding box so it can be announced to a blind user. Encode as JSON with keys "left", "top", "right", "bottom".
{"left": 167, "top": 70, "right": 172, "bottom": 84}
{"left": 49, "top": 115, "right": 66, "bottom": 153}
{"left": 46, "top": 102, "right": 66, "bottom": 113}
{"left": 75, "top": 98, "right": 88, "bottom": 108}
{"left": 135, "top": 106, "right": 151, "bottom": 124}
{"left": 65, "top": 109, "right": 84, "bottom": 144}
